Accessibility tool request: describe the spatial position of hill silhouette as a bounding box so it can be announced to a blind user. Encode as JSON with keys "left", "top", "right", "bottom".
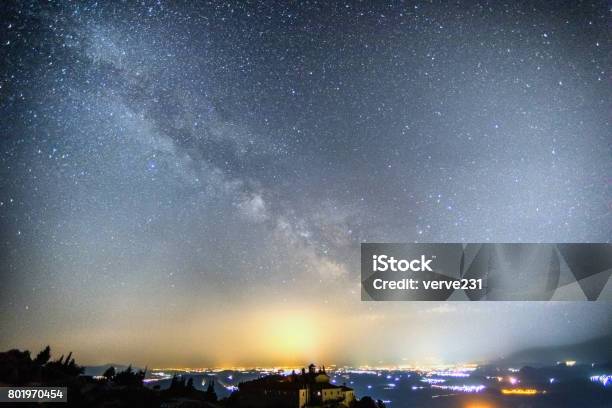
{"left": 497, "top": 333, "right": 612, "bottom": 366}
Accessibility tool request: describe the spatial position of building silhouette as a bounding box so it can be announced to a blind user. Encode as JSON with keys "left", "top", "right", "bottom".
{"left": 233, "top": 363, "right": 354, "bottom": 407}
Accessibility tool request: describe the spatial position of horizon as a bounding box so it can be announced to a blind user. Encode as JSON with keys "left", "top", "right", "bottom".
{"left": 9, "top": 330, "right": 611, "bottom": 370}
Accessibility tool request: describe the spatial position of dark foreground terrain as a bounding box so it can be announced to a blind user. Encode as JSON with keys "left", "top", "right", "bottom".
{"left": 1, "top": 346, "right": 611, "bottom": 407}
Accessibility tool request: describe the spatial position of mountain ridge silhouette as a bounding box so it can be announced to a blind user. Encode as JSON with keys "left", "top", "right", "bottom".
{"left": 496, "top": 333, "right": 612, "bottom": 366}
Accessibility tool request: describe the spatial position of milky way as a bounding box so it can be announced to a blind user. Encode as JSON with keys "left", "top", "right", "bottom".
{"left": 0, "top": 1, "right": 610, "bottom": 367}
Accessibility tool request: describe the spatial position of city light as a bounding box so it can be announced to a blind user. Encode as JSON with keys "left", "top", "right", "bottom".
{"left": 501, "top": 388, "right": 539, "bottom": 395}
{"left": 421, "top": 377, "right": 446, "bottom": 384}
{"left": 429, "top": 370, "right": 471, "bottom": 377}
{"left": 590, "top": 375, "right": 612, "bottom": 387}
{"left": 431, "top": 384, "right": 485, "bottom": 393}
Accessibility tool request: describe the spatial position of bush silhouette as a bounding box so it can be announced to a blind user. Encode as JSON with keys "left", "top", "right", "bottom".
{"left": 114, "top": 365, "right": 146, "bottom": 387}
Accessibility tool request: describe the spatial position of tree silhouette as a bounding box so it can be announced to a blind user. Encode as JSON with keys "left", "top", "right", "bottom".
{"left": 33, "top": 345, "right": 51, "bottom": 365}
{"left": 169, "top": 374, "right": 185, "bottom": 392}
{"left": 103, "top": 365, "right": 116, "bottom": 380}
{"left": 42, "top": 349, "right": 83, "bottom": 378}
{"left": 205, "top": 378, "right": 217, "bottom": 402}
{"left": 0, "top": 346, "right": 83, "bottom": 385}
{"left": 114, "top": 365, "right": 145, "bottom": 387}
{"left": 186, "top": 377, "right": 195, "bottom": 391}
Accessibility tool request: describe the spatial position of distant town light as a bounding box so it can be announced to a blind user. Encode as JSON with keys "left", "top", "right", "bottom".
{"left": 501, "top": 388, "right": 539, "bottom": 395}
{"left": 431, "top": 384, "right": 485, "bottom": 393}
{"left": 421, "top": 378, "right": 446, "bottom": 384}
{"left": 590, "top": 375, "right": 612, "bottom": 387}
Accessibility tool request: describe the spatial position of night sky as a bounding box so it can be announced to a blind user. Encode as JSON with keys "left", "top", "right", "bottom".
{"left": 0, "top": 1, "right": 610, "bottom": 368}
